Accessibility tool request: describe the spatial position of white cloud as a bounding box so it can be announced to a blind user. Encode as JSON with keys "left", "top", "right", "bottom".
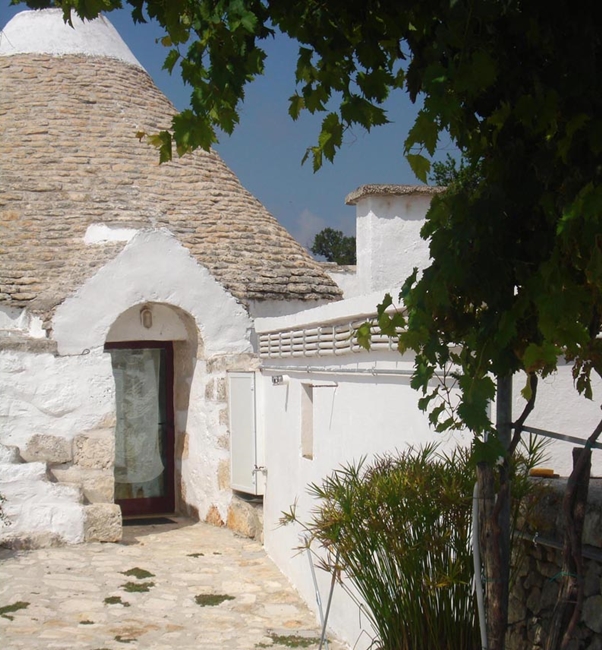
{"left": 289, "top": 209, "right": 328, "bottom": 249}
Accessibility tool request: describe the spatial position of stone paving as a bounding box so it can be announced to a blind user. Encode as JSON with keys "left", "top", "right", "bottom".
{"left": 0, "top": 518, "right": 348, "bottom": 650}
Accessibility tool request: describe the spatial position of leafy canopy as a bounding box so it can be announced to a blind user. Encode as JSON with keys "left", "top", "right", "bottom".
{"left": 16, "top": 0, "right": 602, "bottom": 438}
{"left": 310, "top": 228, "right": 356, "bottom": 265}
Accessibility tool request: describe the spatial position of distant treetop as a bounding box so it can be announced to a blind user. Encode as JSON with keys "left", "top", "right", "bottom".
{"left": 311, "top": 228, "right": 356, "bottom": 265}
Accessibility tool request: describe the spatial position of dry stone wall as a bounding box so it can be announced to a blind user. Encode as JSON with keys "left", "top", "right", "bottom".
{"left": 508, "top": 479, "right": 602, "bottom": 649}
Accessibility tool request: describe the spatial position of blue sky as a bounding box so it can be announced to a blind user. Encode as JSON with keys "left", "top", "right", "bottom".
{"left": 1, "top": 3, "right": 455, "bottom": 249}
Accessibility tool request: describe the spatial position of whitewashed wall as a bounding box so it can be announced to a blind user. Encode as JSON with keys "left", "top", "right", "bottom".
{"left": 0, "top": 347, "right": 113, "bottom": 546}
{"left": 256, "top": 296, "right": 468, "bottom": 649}
{"left": 347, "top": 186, "right": 437, "bottom": 296}
{"left": 0, "top": 229, "right": 256, "bottom": 545}
{"left": 54, "top": 229, "right": 255, "bottom": 524}
{"left": 0, "top": 348, "right": 115, "bottom": 449}
{"left": 512, "top": 364, "right": 602, "bottom": 474}
{"left": 256, "top": 294, "right": 602, "bottom": 650}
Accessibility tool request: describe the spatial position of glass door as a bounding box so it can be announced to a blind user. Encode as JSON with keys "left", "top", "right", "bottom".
{"left": 106, "top": 342, "right": 175, "bottom": 516}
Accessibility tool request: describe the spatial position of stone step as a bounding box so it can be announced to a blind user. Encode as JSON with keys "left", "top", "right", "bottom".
{"left": 227, "top": 494, "right": 264, "bottom": 542}
{"left": 0, "top": 442, "right": 85, "bottom": 547}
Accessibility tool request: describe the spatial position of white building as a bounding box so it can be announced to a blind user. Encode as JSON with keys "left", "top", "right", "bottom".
{"left": 0, "top": 8, "right": 340, "bottom": 548}
{"left": 1, "top": 9, "right": 600, "bottom": 650}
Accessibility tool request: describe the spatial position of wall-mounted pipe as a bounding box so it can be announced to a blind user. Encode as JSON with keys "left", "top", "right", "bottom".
{"left": 261, "top": 364, "right": 415, "bottom": 378}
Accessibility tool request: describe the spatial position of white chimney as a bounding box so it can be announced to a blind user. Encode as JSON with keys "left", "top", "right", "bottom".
{"left": 345, "top": 184, "right": 442, "bottom": 295}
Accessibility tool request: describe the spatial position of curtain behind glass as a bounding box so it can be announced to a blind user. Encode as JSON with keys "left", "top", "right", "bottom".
{"left": 111, "top": 348, "right": 166, "bottom": 499}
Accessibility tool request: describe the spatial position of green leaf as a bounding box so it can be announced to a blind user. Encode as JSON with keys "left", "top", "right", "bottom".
{"left": 406, "top": 153, "right": 431, "bottom": 183}
{"left": 406, "top": 111, "right": 439, "bottom": 156}
{"left": 317, "top": 113, "right": 343, "bottom": 163}
{"left": 288, "top": 94, "right": 305, "bottom": 121}
{"left": 163, "top": 49, "right": 181, "bottom": 74}
{"left": 520, "top": 374, "right": 533, "bottom": 401}
{"left": 356, "top": 69, "right": 391, "bottom": 103}
{"left": 355, "top": 322, "right": 372, "bottom": 350}
{"left": 472, "top": 435, "right": 506, "bottom": 466}
{"left": 146, "top": 131, "right": 173, "bottom": 163}
{"left": 522, "top": 343, "right": 559, "bottom": 373}
{"left": 309, "top": 146, "right": 323, "bottom": 172}
{"left": 377, "top": 294, "right": 394, "bottom": 317}
{"left": 470, "top": 51, "right": 497, "bottom": 91}
{"left": 295, "top": 47, "right": 315, "bottom": 84}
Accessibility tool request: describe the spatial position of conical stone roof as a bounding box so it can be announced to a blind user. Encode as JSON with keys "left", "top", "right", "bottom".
{"left": 0, "top": 10, "right": 341, "bottom": 321}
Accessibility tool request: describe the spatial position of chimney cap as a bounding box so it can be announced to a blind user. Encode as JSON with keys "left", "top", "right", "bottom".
{"left": 345, "top": 184, "right": 444, "bottom": 205}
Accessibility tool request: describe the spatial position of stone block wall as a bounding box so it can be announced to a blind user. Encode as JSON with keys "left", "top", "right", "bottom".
{"left": 43, "top": 429, "right": 113, "bottom": 502}
{"left": 43, "top": 429, "right": 122, "bottom": 543}
{"left": 1, "top": 429, "right": 121, "bottom": 546}
{"left": 508, "top": 479, "right": 602, "bottom": 649}
{"left": 0, "top": 449, "right": 84, "bottom": 548}
{"left": 0, "top": 344, "right": 119, "bottom": 546}
{"left": 180, "top": 351, "right": 263, "bottom": 537}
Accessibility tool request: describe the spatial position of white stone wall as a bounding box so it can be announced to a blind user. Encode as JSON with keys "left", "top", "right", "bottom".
{"left": 512, "top": 364, "right": 602, "bottom": 474}
{"left": 0, "top": 450, "right": 85, "bottom": 547}
{"left": 323, "top": 266, "right": 359, "bottom": 299}
{"left": 354, "top": 193, "right": 432, "bottom": 295}
{"left": 0, "top": 348, "right": 115, "bottom": 450}
{"left": 55, "top": 230, "right": 256, "bottom": 527}
{"left": 259, "top": 355, "right": 469, "bottom": 649}
{"left": 256, "top": 297, "right": 602, "bottom": 650}
{"left": 256, "top": 298, "right": 466, "bottom": 649}
{"left": 0, "top": 230, "right": 256, "bottom": 545}
{"left": 0, "top": 305, "right": 45, "bottom": 338}
{"left": 246, "top": 298, "right": 335, "bottom": 319}
{"left": 0, "top": 347, "right": 115, "bottom": 546}
{"left": 53, "top": 229, "right": 252, "bottom": 358}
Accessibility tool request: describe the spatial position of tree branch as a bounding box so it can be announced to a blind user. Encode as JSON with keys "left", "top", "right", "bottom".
{"left": 546, "top": 415, "right": 602, "bottom": 650}
{"left": 508, "top": 373, "right": 538, "bottom": 457}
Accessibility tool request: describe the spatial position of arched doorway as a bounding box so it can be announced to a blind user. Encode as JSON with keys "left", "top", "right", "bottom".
{"left": 105, "top": 340, "right": 175, "bottom": 516}
{"left": 105, "top": 303, "right": 198, "bottom": 518}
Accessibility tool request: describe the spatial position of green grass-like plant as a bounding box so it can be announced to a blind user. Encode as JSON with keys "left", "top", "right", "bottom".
{"left": 121, "top": 567, "right": 155, "bottom": 579}
{"left": 0, "top": 601, "right": 29, "bottom": 620}
{"left": 104, "top": 596, "right": 130, "bottom": 607}
{"left": 114, "top": 635, "right": 136, "bottom": 644}
{"left": 283, "top": 442, "right": 546, "bottom": 650}
{"left": 256, "top": 632, "right": 321, "bottom": 647}
{"left": 121, "top": 581, "right": 154, "bottom": 593}
{"left": 194, "top": 593, "right": 234, "bottom": 607}
{"left": 284, "top": 445, "right": 479, "bottom": 650}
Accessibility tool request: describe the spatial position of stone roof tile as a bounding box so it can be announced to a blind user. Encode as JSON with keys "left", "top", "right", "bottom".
{"left": 0, "top": 53, "right": 341, "bottom": 317}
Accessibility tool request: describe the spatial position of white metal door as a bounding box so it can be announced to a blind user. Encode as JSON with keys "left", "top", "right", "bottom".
{"left": 228, "top": 372, "right": 260, "bottom": 494}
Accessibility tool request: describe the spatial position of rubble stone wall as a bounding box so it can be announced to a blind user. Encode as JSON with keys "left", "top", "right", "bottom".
{"left": 508, "top": 479, "right": 602, "bottom": 650}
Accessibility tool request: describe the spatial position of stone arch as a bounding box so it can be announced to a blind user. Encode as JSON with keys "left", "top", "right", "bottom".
{"left": 105, "top": 302, "right": 200, "bottom": 518}
{"left": 48, "top": 231, "right": 257, "bottom": 530}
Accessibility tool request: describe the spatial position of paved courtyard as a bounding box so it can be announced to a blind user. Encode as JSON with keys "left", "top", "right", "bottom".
{"left": 0, "top": 517, "right": 348, "bottom": 650}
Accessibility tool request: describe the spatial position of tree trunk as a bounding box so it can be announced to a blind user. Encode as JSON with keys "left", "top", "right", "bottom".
{"left": 544, "top": 447, "right": 592, "bottom": 650}
{"left": 477, "top": 462, "right": 508, "bottom": 650}
{"left": 496, "top": 375, "right": 512, "bottom": 641}
{"left": 477, "top": 375, "right": 512, "bottom": 650}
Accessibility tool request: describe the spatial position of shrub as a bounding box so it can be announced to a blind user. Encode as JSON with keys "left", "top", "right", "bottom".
{"left": 284, "top": 445, "right": 479, "bottom": 650}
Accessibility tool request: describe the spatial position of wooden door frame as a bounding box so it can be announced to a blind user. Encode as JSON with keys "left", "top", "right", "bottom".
{"left": 105, "top": 341, "right": 175, "bottom": 516}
